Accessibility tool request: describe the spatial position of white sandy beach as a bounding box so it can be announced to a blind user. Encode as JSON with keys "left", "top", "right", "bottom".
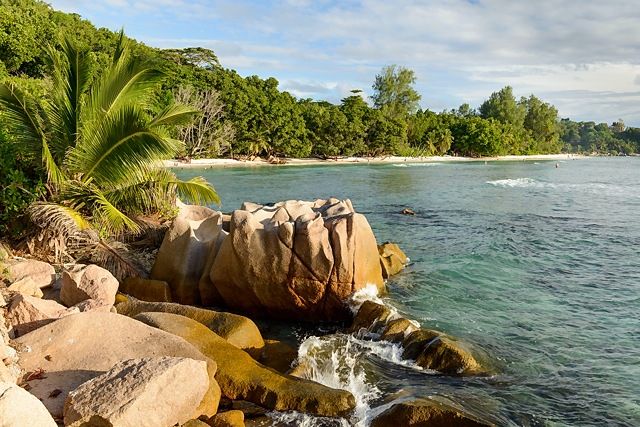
{"left": 164, "top": 153, "right": 582, "bottom": 168}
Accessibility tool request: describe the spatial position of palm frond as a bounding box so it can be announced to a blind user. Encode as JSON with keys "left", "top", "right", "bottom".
{"left": 169, "top": 175, "right": 221, "bottom": 206}
{"left": 85, "top": 32, "right": 164, "bottom": 119}
{"left": 69, "top": 104, "right": 181, "bottom": 185}
{"left": 91, "top": 191, "right": 141, "bottom": 235}
{"left": 149, "top": 103, "right": 199, "bottom": 128}
{"left": 0, "top": 83, "right": 65, "bottom": 186}
{"left": 48, "top": 38, "right": 93, "bottom": 150}
{"left": 76, "top": 238, "right": 147, "bottom": 282}
{"left": 28, "top": 202, "right": 94, "bottom": 237}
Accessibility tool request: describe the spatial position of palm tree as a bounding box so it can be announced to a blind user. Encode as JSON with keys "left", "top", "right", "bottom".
{"left": 0, "top": 31, "right": 219, "bottom": 272}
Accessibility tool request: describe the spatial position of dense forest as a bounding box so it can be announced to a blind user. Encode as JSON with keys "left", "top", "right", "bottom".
{"left": 1, "top": 0, "right": 639, "bottom": 240}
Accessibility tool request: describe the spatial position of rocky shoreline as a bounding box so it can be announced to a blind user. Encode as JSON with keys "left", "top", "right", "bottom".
{"left": 0, "top": 199, "right": 496, "bottom": 426}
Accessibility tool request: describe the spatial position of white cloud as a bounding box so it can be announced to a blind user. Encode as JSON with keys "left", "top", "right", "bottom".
{"left": 46, "top": 0, "right": 640, "bottom": 125}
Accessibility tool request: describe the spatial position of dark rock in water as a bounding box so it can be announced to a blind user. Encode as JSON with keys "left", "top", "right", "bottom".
{"left": 401, "top": 208, "right": 416, "bottom": 216}
{"left": 348, "top": 300, "right": 393, "bottom": 334}
{"left": 380, "top": 318, "right": 419, "bottom": 342}
{"left": 401, "top": 329, "right": 440, "bottom": 361}
{"left": 258, "top": 339, "right": 298, "bottom": 374}
{"left": 378, "top": 242, "right": 408, "bottom": 278}
{"left": 402, "top": 330, "right": 489, "bottom": 376}
{"left": 370, "top": 397, "right": 494, "bottom": 427}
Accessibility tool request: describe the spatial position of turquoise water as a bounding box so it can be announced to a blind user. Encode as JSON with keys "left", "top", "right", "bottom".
{"left": 175, "top": 157, "right": 640, "bottom": 426}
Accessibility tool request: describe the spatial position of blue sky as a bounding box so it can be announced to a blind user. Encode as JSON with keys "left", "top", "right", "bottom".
{"left": 48, "top": 0, "right": 640, "bottom": 126}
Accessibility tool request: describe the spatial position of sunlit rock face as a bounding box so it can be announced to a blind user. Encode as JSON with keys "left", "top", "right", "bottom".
{"left": 206, "top": 198, "right": 385, "bottom": 322}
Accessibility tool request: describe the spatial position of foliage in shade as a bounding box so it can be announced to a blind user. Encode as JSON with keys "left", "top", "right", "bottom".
{"left": 0, "top": 30, "right": 219, "bottom": 239}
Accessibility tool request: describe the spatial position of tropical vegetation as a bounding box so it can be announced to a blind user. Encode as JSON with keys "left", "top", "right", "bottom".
{"left": 1, "top": 0, "right": 639, "bottom": 253}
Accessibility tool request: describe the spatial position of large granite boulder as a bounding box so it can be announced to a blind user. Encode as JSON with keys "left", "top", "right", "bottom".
{"left": 206, "top": 199, "right": 385, "bottom": 321}
{"left": 0, "top": 381, "right": 58, "bottom": 427}
{"left": 14, "top": 312, "right": 220, "bottom": 419}
{"left": 136, "top": 312, "right": 356, "bottom": 418}
{"left": 60, "top": 264, "right": 119, "bottom": 307}
{"left": 116, "top": 300, "right": 265, "bottom": 358}
{"left": 64, "top": 357, "right": 210, "bottom": 427}
{"left": 370, "top": 398, "right": 494, "bottom": 427}
{"left": 7, "top": 293, "right": 79, "bottom": 336}
{"left": 5, "top": 258, "right": 55, "bottom": 289}
{"left": 151, "top": 203, "right": 227, "bottom": 305}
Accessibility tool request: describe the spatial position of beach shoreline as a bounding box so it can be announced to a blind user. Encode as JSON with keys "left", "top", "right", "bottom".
{"left": 164, "top": 153, "right": 582, "bottom": 168}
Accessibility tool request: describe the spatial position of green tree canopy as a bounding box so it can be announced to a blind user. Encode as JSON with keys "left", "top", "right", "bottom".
{"left": 0, "top": 31, "right": 219, "bottom": 238}
{"left": 371, "top": 64, "right": 421, "bottom": 118}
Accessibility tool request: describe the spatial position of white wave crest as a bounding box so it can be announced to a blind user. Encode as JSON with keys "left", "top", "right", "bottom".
{"left": 486, "top": 177, "right": 538, "bottom": 187}
{"left": 348, "top": 284, "right": 383, "bottom": 314}
{"left": 292, "top": 334, "right": 431, "bottom": 426}
{"left": 295, "top": 335, "right": 382, "bottom": 424}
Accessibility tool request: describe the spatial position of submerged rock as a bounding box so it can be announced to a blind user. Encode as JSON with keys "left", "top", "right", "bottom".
{"left": 348, "top": 299, "right": 394, "bottom": 334}
{"left": 370, "top": 397, "right": 494, "bottom": 427}
{"left": 136, "top": 311, "right": 356, "bottom": 418}
{"left": 401, "top": 330, "right": 489, "bottom": 376}
{"left": 350, "top": 300, "right": 491, "bottom": 376}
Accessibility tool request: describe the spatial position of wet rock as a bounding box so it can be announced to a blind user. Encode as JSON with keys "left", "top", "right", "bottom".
{"left": 348, "top": 300, "right": 394, "bottom": 334}
{"left": 64, "top": 357, "right": 210, "bottom": 427}
{"left": 0, "top": 381, "right": 58, "bottom": 427}
{"left": 402, "top": 330, "right": 488, "bottom": 375}
{"left": 116, "top": 300, "right": 265, "bottom": 358}
{"left": 380, "top": 318, "right": 419, "bottom": 343}
{"left": 151, "top": 203, "right": 227, "bottom": 305}
{"left": 60, "top": 264, "right": 119, "bottom": 307}
{"left": 370, "top": 397, "right": 494, "bottom": 427}
{"left": 14, "top": 312, "right": 220, "bottom": 419}
{"left": 258, "top": 339, "right": 298, "bottom": 374}
{"left": 120, "top": 277, "right": 172, "bottom": 302}
{"left": 401, "top": 329, "right": 440, "bottom": 361}
{"left": 378, "top": 242, "right": 408, "bottom": 278}
{"left": 136, "top": 312, "right": 356, "bottom": 418}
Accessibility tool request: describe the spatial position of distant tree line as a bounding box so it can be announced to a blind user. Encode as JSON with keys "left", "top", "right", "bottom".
{"left": 1, "top": 0, "right": 638, "bottom": 239}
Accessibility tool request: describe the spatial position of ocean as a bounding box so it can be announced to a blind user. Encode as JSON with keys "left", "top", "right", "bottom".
{"left": 174, "top": 156, "right": 640, "bottom": 426}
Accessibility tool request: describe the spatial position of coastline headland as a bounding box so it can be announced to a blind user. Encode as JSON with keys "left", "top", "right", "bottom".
{"left": 164, "top": 153, "right": 582, "bottom": 168}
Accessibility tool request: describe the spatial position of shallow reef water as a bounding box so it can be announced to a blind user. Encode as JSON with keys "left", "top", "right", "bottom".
{"left": 177, "top": 157, "right": 640, "bottom": 426}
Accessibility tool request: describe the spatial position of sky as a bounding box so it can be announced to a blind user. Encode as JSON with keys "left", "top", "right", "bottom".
{"left": 47, "top": 0, "right": 640, "bottom": 126}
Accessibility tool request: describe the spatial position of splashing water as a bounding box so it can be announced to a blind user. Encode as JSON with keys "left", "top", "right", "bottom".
{"left": 347, "top": 283, "right": 384, "bottom": 314}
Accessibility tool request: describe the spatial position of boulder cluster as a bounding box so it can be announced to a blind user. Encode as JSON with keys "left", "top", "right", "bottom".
{"left": 152, "top": 198, "right": 386, "bottom": 321}
{"left": 0, "top": 199, "right": 495, "bottom": 426}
